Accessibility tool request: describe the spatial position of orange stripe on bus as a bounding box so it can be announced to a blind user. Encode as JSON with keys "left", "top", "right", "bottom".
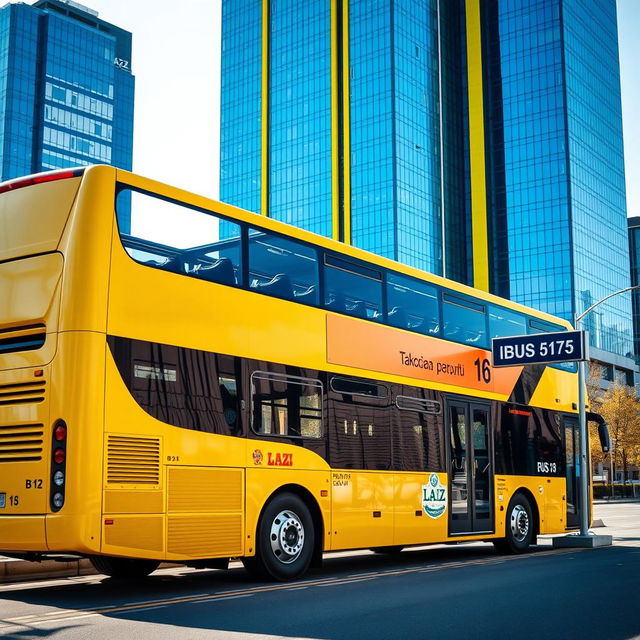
{"left": 326, "top": 314, "right": 522, "bottom": 397}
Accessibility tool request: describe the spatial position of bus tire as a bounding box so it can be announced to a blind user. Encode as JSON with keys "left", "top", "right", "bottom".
{"left": 89, "top": 555, "right": 160, "bottom": 579}
{"left": 494, "top": 492, "right": 534, "bottom": 554}
{"left": 371, "top": 546, "right": 404, "bottom": 555}
{"left": 244, "top": 492, "right": 315, "bottom": 582}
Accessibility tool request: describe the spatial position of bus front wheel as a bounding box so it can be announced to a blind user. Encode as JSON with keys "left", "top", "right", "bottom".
{"left": 493, "top": 492, "right": 534, "bottom": 554}
{"left": 243, "top": 492, "right": 315, "bottom": 582}
{"left": 90, "top": 555, "right": 160, "bottom": 579}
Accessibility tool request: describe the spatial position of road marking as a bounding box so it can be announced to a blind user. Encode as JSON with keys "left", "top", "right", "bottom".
{"left": 0, "top": 546, "right": 599, "bottom": 631}
{"left": 133, "top": 605, "right": 168, "bottom": 612}
{"left": 317, "top": 577, "right": 373, "bottom": 587}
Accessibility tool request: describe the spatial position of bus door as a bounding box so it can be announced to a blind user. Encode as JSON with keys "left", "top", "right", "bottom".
{"left": 446, "top": 399, "right": 494, "bottom": 535}
{"left": 563, "top": 416, "right": 581, "bottom": 529}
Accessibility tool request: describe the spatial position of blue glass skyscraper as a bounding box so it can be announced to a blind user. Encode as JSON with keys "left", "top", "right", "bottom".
{"left": 221, "top": 0, "right": 473, "bottom": 281}
{"left": 220, "top": 0, "right": 634, "bottom": 379}
{"left": 0, "top": 0, "right": 134, "bottom": 224}
{"left": 628, "top": 217, "right": 640, "bottom": 371}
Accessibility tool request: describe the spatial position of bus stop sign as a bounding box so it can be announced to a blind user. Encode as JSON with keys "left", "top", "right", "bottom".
{"left": 492, "top": 330, "right": 588, "bottom": 367}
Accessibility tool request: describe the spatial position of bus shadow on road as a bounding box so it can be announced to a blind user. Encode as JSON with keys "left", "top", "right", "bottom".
{"left": 1, "top": 543, "right": 638, "bottom": 640}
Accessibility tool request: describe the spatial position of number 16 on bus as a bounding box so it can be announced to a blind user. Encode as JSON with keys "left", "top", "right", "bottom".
{"left": 491, "top": 330, "right": 588, "bottom": 368}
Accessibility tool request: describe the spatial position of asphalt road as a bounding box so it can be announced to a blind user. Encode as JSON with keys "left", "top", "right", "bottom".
{"left": 0, "top": 503, "right": 638, "bottom": 640}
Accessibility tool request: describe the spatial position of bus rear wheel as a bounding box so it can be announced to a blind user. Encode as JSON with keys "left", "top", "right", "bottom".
{"left": 90, "top": 555, "right": 160, "bottom": 579}
{"left": 243, "top": 492, "right": 315, "bottom": 582}
{"left": 494, "top": 492, "right": 534, "bottom": 554}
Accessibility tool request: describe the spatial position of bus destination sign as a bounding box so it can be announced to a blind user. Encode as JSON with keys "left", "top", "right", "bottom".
{"left": 492, "top": 330, "right": 588, "bottom": 368}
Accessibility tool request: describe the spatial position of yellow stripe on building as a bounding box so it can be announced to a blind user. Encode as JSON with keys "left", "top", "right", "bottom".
{"left": 342, "top": 0, "right": 351, "bottom": 245}
{"left": 261, "top": 0, "right": 269, "bottom": 216}
{"left": 331, "top": 0, "right": 340, "bottom": 241}
{"left": 465, "top": 0, "right": 489, "bottom": 291}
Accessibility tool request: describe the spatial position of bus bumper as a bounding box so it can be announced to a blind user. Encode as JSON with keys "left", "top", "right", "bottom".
{"left": 0, "top": 515, "right": 47, "bottom": 553}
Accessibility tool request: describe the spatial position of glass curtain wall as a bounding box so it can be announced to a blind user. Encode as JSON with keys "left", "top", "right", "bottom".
{"left": 563, "top": 0, "right": 631, "bottom": 357}
{"left": 220, "top": 0, "right": 262, "bottom": 216}
{"left": 269, "top": 0, "right": 332, "bottom": 237}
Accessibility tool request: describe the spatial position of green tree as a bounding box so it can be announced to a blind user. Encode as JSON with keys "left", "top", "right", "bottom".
{"left": 593, "top": 382, "right": 640, "bottom": 485}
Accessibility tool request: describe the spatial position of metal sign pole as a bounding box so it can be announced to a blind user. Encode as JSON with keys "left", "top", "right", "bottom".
{"left": 577, "top": 344, "right": 589, "bottom": 537}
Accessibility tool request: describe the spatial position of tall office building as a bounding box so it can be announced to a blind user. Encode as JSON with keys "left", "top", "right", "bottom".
{"left": 629, "top": 217, "right": 640, "bottom": 374}
{"left": 220, "top": 0, "right": 634, "bottom": 378}
{"left": 0, "top": 0, "right": 134, "bottom": 220}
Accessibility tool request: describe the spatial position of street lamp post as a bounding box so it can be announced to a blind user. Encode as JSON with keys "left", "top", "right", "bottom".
{"left": 610, "top": 439, "right": 616, "bottom": 499}
{"left": 574, "top": 284, "right": 640, "bottom": 538}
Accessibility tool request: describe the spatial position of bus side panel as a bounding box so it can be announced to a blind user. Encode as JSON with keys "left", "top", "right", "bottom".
{"left": 245, "top": 468, "right": 331, "bottom": 557}
{"left": 392, "top": 471, "right": 449, "bottom": 546}
{"left": 45, "top": 331, "right": 106, "bottom": 554}
{"left": 528, "top": 367, "right": 578, "bottom": 414}
{"left": 329, "top": 471, "right": 395, "bottom": 550}
{"left": 494, "top": 475, "right": 566, "bottom": 537}
{"left": 103, "top": 349, "right": 251, "bottom": 561}
{"left": 541, "top": 477, "right": 566, "bottom": 533}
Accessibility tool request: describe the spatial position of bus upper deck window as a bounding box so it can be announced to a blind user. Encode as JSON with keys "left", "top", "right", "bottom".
{"left": 248, "top": 229, "right": 319, "bottom": 305}
{"left": 324, "top": 255, "right": 383, "bottom": 321}
{"left": 386, "top": 272, "right": 440, "bottom": 335}
{"left": 116, "top": 188, "right": 243, "bottom": 287}
{"left": 442, "top": 293, "right": 488, "bottom": 348}
{"left": 489, "top": 305, "right": 526, "bottom": 339}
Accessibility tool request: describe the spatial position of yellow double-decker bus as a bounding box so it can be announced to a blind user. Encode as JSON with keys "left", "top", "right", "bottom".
{"left": 0, "top": 165, "right": 590, "bottom": 581}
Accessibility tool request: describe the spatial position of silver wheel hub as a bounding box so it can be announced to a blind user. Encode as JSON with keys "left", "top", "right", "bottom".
{"left": 270, "top": 509, "right": 304, "bottom": 564}
{"left": 510, "top": 504, "right": 529, "bottom": 542}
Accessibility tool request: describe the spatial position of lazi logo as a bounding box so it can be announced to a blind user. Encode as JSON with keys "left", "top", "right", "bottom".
{"left": 422, "top": 473, "right": 447, "bottom": 519}
{"left": 114, "top": 57, "right": 130, "bottom": 70}
{"left": 267, "top": 452, "right": 293, "bottom": 467}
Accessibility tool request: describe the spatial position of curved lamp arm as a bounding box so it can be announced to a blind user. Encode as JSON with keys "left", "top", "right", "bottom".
{"left": 576, "top": 284, "right": 640, "bottom": 326}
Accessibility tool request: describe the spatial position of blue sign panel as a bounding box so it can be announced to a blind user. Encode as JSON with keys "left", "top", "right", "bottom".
{"left": 492, "top": 331, "right": 587, "bottom": 367}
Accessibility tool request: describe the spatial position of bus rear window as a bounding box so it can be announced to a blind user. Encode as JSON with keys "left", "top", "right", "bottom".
{"left": 116, "top": 188, "right": 242, "bottom": 287}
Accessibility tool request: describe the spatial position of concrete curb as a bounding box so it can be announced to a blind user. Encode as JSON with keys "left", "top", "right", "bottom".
{"left": 0, "top": 558, "right": 182, "bottom": 584}
{"left": 0, "top": 557, "right": 96, "bottom": 584}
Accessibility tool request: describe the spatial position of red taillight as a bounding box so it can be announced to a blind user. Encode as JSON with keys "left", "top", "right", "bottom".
{"left": 0, "top": 169, "right": 83, "bottom": 194}
{"left": 54, "top": 424, "right": 67, "bottom": 441}
{"left": 53, "top": 448, "right": 65, "bottom": 464}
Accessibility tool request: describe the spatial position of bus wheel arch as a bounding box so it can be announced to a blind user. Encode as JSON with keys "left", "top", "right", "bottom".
{"left": 515, "top": 487, "right": 540, "bottom": 538}
{"left": 494, "top": 488, "right": 539, "bottom": 554}
{"left": 244, "top": 484, "right": 324, "bottom": 581}
{"left": 269, "top": 484, "right": 324, "bottom": 568}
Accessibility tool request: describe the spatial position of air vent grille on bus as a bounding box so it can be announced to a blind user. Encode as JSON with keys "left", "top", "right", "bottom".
{"left": 107, "top": 435, "right": 161, "bottom": 485}
{"left": 0, "top": 325, "right": 46, "bottom": 355}
{"left": 0, "top": 381, "right": 46, "bottom": 406}
{"left": 0, "top": 423, "right": 44, "bottom": 462}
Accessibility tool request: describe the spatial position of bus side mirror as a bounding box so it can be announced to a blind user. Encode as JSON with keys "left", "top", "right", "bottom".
{"left": 598, "top": 423, "right": 611, "bottom": 454}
